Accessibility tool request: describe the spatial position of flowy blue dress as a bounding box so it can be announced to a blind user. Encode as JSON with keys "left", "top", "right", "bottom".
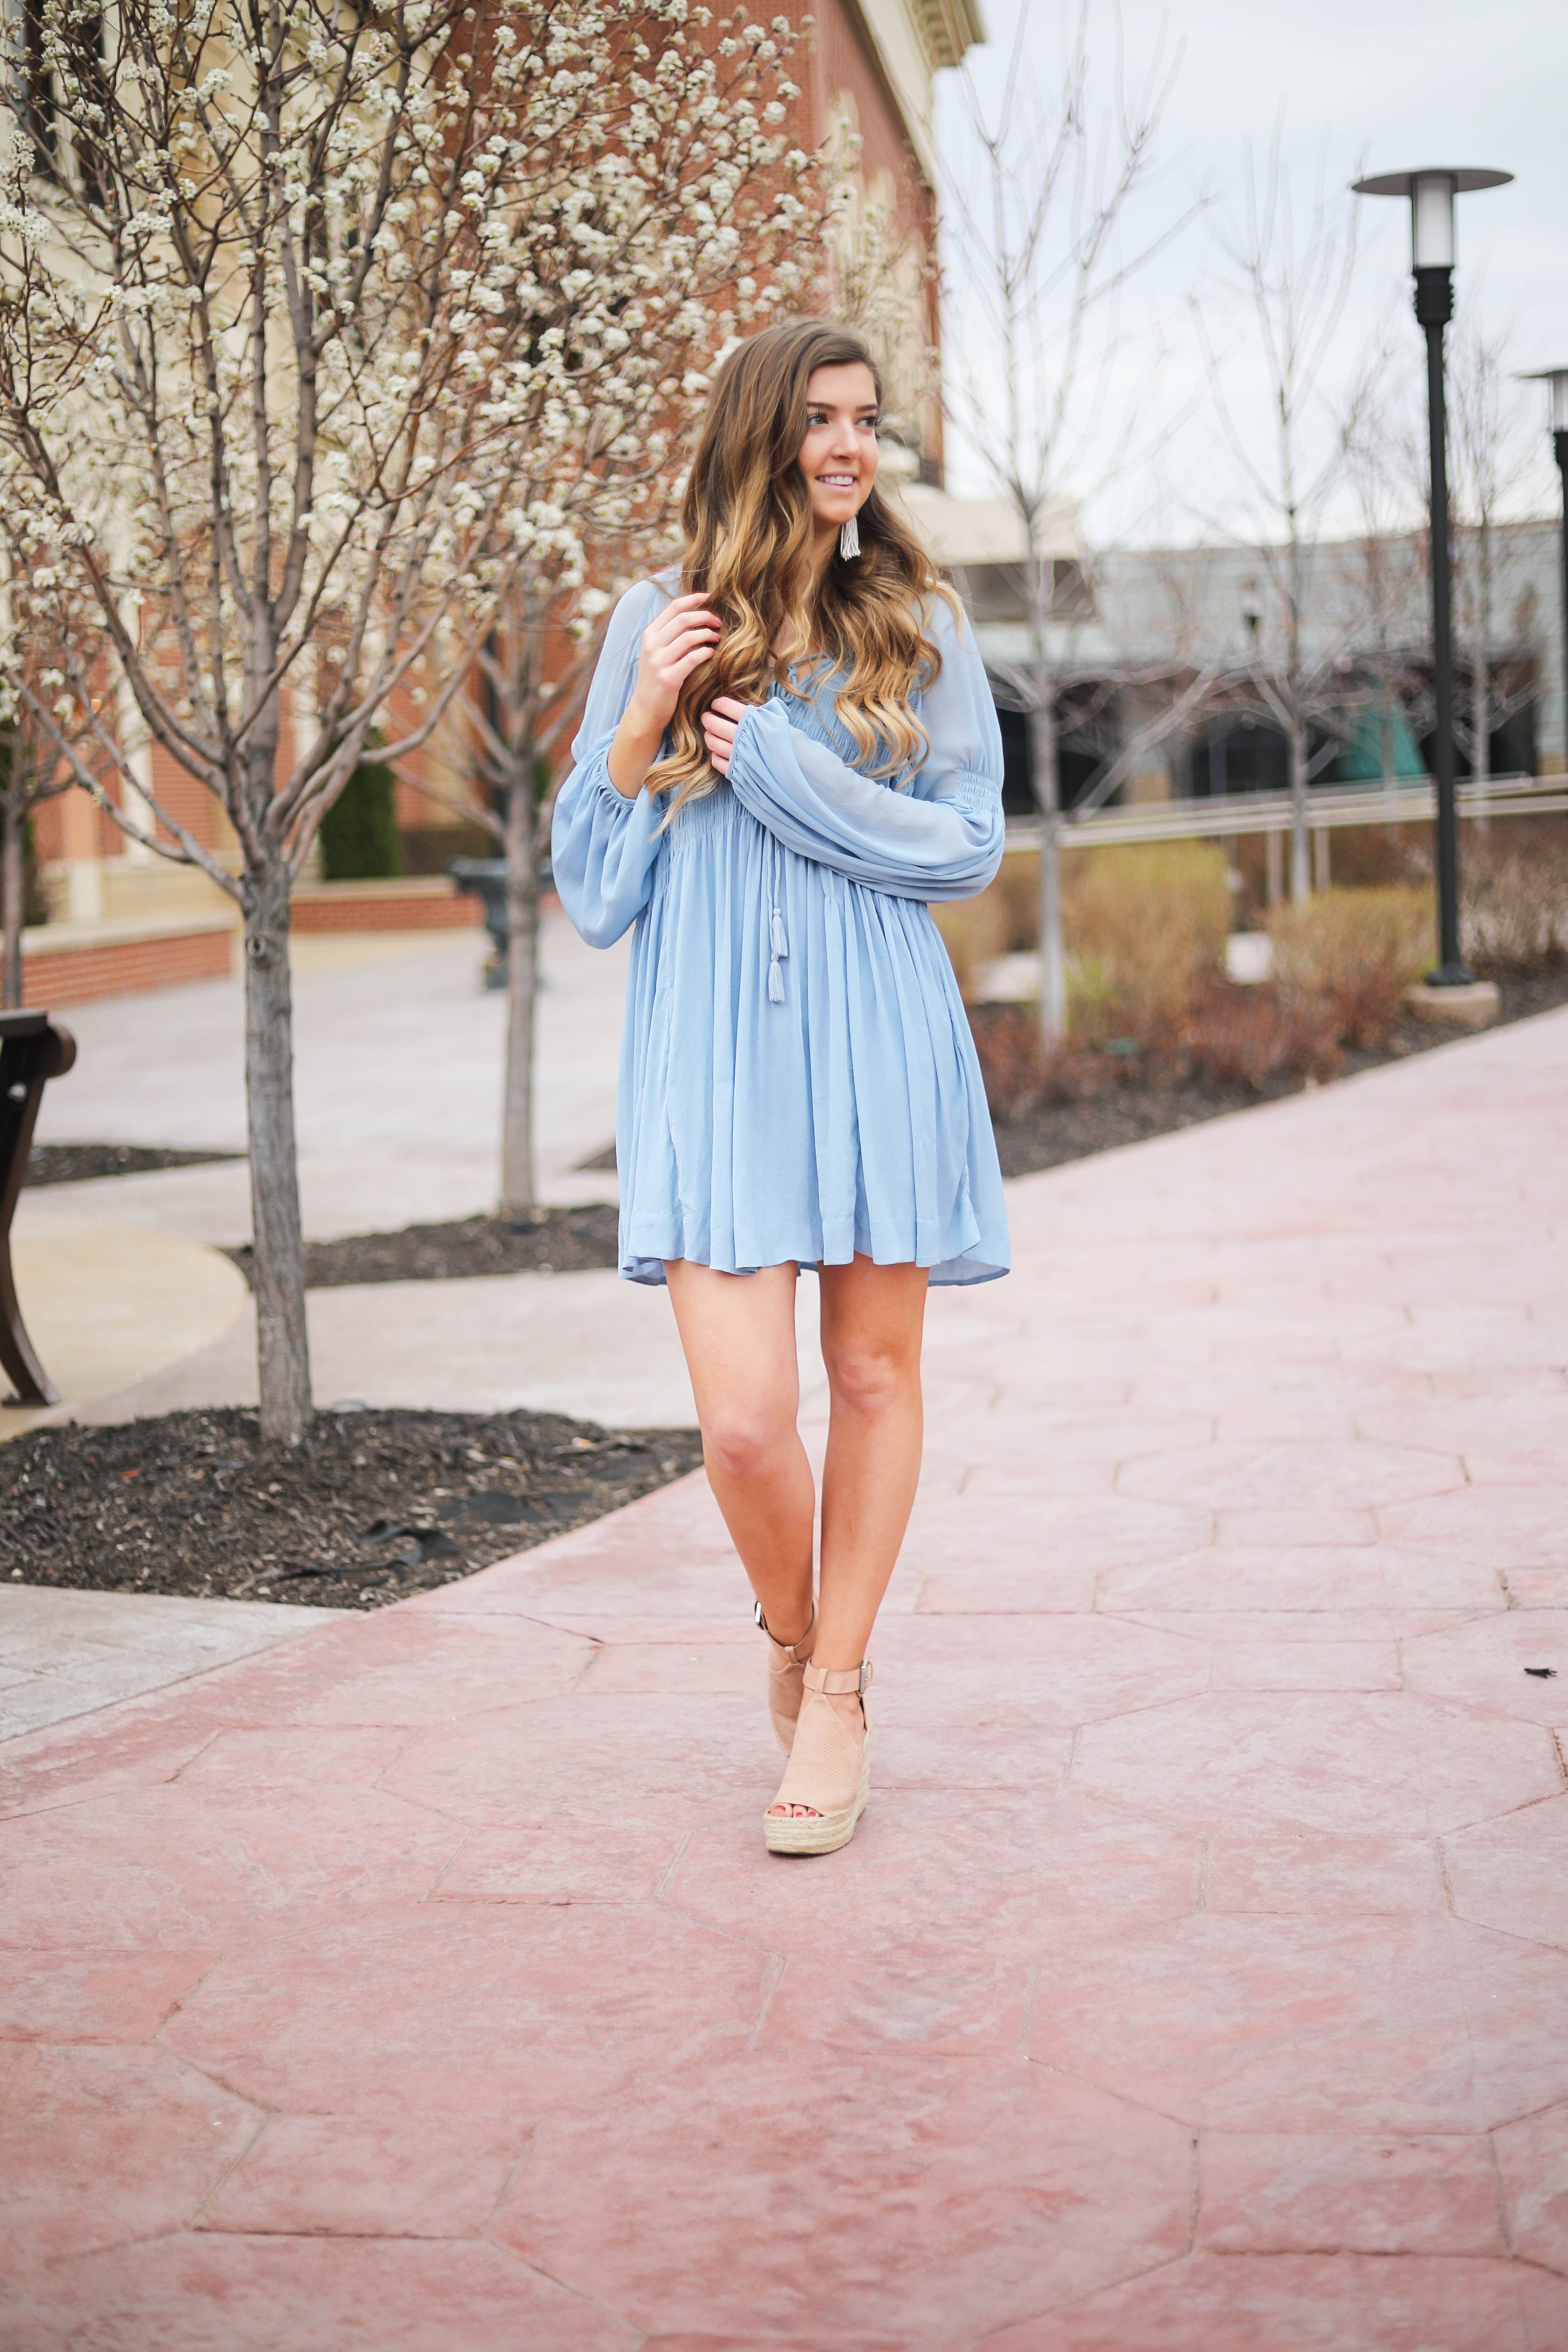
{"left": 550, "top": 577, "right": 1012, "bottom": 1288}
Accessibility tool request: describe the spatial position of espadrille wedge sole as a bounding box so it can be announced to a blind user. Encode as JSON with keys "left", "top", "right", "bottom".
{"left": 756, "top": 1598, "right": 817, "bottom": 1756}
{"left": 764, "top": 1660, "right": 871, "bottom": 1857}
{"left": 764, "top": 1736, "right": 872, "bottom": 1854}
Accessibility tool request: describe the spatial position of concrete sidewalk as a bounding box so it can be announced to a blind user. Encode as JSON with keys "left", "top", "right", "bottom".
{"left": 0, "top": 1586, "right": 346, "bottom": 1743}
{"left": 28, "top": 914, "right": 628, "bottom": 1245}
{"left": 1, "top": 1011, "right": 1566, "bottom": 2348}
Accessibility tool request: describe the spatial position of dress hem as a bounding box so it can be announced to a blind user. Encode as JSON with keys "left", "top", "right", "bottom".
{"left": 617, "top": 1249, "right": 1010, "bottom": 1289}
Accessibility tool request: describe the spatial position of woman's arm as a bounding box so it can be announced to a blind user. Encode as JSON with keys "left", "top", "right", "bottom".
{"left": 551, "top": 581, "right": 710, "bottom": 948}
{"left": 712, "top": 603, "right": 1007, "bottom": 903}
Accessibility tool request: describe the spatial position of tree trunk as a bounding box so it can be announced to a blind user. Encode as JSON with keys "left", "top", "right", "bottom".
{"left": 499, "top": 757, "right": 540, "bottom": 1221}
{"left": 1, "top": 793, "right": 22, "bottom": 1011}
{"left": 1474, "top": 515, "right": 1492, "bottom": 804}
{"left": 241, "top": 852, "right": 313, "bottom": 1444}
{"left": 1284, "top": 535, "right": 1310, "bottom": 903}
{"left": 1288, "top": 713, "right": 1310, "bottom": 904}
{"left": 1027, "top": 690, "right": 1066, "bottom": 1042}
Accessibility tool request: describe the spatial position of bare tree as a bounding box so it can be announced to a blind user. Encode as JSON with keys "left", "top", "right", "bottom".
{"left": 1335, "top": 330, "right": 1427, "bottom": 790}
{"left": 939, "top": 0, "right": 1188, "bottom": 1037}
{"left": 1448, "top": 316, "right": 1541, "bottom": 785}
{"left": 0, "top": 0, "right": 807, "bottom": 1437}
{"left": 1195, "top": 126, "right": 1365, "bottom": 900}
{"left": 416, "top": 591, "right": 611, "bottom": 1222}
{"left": 456, "top": 100, "right": 911, "bottom": 1223}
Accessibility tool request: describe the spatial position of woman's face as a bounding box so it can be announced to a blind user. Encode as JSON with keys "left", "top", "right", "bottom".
{"left": 797, "top": 362, "right": 879, "bottom": 540}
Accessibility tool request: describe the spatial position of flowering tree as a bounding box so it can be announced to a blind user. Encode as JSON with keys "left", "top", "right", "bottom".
{"left": 0, "top": 0, "right": 808, "bottom": 1438}
{"left": 0, "top": 490, "right": 99, "bottom": 1007}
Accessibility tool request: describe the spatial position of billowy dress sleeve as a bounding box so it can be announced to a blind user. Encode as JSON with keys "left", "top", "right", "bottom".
{"left": 723, "top": 598, "right": 1004, "bottom": 902}
{"left": 550, "top": 579, "right": 668, "bottom": 948}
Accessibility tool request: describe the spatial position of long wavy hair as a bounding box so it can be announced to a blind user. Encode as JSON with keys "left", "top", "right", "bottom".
{"left": 651, "top": 319, "right": 953, "bottom": 817}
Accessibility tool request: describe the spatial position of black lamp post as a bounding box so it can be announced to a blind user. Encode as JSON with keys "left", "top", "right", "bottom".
{"left": 1352, "top": 167, "right": 1513, "bottom": 985}
{"left": 1522, "top": 368, "right": 1568, "bottom": 779}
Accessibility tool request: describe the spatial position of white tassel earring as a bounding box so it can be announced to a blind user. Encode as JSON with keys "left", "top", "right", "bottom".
{"left": 839, "top": 513, "right": 860, "bottom": 561}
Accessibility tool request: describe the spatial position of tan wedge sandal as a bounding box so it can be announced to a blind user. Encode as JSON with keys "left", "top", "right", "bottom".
{"left": 764, "top": 1660, "right": 871, "bottom": 1856}
{"left": 756, "top": 1599, "right": 817, "bottom": 1756}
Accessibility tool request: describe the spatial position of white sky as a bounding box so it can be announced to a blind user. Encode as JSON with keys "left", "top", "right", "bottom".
{"left": 934, "top": 0, "right": 1568, "bottom": 545}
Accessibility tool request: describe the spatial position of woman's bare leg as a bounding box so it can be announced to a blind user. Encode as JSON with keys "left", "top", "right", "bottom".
{"left": 813, "top": 1256, "right": 930, "bottom": 1672}
{"left": 763, "top": 1256, "right": 928, "bottom": 1819}
{"left": 664, "top": 1259, "right": 815, "bottom": 1644}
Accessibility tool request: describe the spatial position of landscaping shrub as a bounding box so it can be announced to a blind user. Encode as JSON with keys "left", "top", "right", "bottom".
{"left": 319, "top": 753, "right": 403, "bottom": 881}
{"left": 1182, "top": 982, "right": 1343, "bottom": 1091}
{"left": 989, "top": 848, "right": 1042, "bottom": 951}
{"left": 967, "top": 1001, "right": 1096, "bottom": 1121}
{"left": 1266, "top": 886, "right": 1433, "bottom": 1049}
{"left": 930, "top": 890, "right": 1009, "bottom": 1000}
{"left": 1461, "top": 823, "right": 1568, "bottom": 972}
{"left": 1063, "top": 841, "right": 1232, "bottom": 1046}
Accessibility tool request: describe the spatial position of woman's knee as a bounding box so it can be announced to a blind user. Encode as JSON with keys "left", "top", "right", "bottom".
{"left": 701, "top": 1398, "right": 797, "bottom": 1483}
{"left": 823, "top": 1340, "right": 913, "bottom": 1420}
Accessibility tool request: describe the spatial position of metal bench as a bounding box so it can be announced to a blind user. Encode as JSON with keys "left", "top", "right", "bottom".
{"left": 1, "top": 1009, "right": 78, "bottom": 1407}
{"left": 449, "top": 858, "right": 508, "bottom": 989}
{"left": 449, "top": 853, "right": 553, "bottom": 992}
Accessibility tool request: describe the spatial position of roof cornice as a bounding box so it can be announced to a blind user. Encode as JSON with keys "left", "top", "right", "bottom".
{"left": 908, "top": 0, "right": 986, "bottom": 72}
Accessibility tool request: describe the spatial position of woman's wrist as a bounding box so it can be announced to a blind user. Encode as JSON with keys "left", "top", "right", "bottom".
{"left": 607, "top": 696, "right": 668, "bottom": 797}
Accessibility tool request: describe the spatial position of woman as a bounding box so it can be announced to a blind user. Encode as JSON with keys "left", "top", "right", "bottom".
{"left": 552, "top": 318, "right": 1009, "bottom": 1855}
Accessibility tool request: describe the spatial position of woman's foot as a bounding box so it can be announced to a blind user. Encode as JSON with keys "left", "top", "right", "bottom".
{"left": 764, "top": 1661, "right": 872, "bottom": 1855}
{"left": 756, "top": 1598, "right": 817, "bottom": 1756}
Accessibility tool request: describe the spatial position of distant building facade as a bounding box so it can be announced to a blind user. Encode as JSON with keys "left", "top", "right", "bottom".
{"left": 945, "top": 519, "right": 1566, "bottom": 818}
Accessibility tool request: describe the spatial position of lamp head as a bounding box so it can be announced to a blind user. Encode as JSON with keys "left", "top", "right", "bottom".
{"left": 1522, "top": 368, "right": 1568, "bottom": 434}
{"left": 1410, "top": 174, "right": 1455, "bottom": 269}
{"left": 1351, "top": 168, "right": 1513, "bottom": 274}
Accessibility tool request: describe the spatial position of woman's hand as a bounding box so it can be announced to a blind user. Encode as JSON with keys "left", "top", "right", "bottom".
{"left": 701, "top": 695, "right": 752, "bottom": 778}
{"left": 608, "top": 593, "right": 721, "bottom": 797}
{"left": 630, "top": 592, "right": 721, "bottom": 732}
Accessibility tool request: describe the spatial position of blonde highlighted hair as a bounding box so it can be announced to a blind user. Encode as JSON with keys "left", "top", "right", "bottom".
{"left": 652, "top": 319, "right": 954, "bottom": 816}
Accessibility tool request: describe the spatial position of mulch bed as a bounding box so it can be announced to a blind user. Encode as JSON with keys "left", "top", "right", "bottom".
{"left": 24, "top": 1144, "right": 244, "bottom": 1186}
{"left": 983, "top": 971, "right": 1568, "bottom": 1181}
{"left": 1, "top": 1406, "right": 703, "bottom": 1611}
{"left": 224, "top": 1204, "right": 622, "bottom": 1289}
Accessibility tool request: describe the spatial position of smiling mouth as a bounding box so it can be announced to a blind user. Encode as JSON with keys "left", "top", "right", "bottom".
{"left": 818, "top": 474, "right": 858, "bottom": 489}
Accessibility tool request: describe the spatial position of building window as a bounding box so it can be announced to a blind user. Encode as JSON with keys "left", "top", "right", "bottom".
{"left": 1190, "top": 720, "right": 1289, "bottom": 797}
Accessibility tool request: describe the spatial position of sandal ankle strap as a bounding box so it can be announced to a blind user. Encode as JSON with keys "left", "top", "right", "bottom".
{"left": 803, "top": 1659, "right": 871, "bottom": 1697}
{"left": 755, "top": 1598, "right": 816, "bottom": 1662}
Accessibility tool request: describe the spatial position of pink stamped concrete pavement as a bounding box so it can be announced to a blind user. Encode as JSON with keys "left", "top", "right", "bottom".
{"left": 4, "top": 1010, "right": 1568, "bottom": 2350}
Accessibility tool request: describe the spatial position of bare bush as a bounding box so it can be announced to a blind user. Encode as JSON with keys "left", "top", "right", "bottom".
{"left": 1267, "top": 886, "right": 1433, "bottom": 1048}
{"left": 967, "top": 1003, "right": 1098, "bottom": 1121}
{"left": 1462, "top": 826, "right": 1568, "bottom": 973}
{"left": 930, "top": 893, "right": 1011, "bottom": 1002}
{"left": 1065, "top": 842, "right": 1232, "bottom": 1045}
{"left": 1182, "top": 983, "right": 1342, "bottom": 1090}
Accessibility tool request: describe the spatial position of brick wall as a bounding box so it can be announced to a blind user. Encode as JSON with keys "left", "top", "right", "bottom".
{"left": 289, "top": 880, "right": 482, "bottom": 933}
{"left": 22, "top": 926, "right": 234, "bottom": 1009}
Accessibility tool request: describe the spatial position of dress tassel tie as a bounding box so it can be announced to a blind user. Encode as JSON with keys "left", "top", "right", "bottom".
{"left": 768, "top": 904, "right": 788, "bottom": 1003}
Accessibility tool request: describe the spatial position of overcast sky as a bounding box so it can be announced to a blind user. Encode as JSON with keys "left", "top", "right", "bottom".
{"left": 934, "top": 0, "right": 1568, "bottom": 545}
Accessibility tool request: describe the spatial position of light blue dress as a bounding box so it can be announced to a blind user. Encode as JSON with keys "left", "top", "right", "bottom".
{"left": 551, "top": 576, "right": 1011, "bottom": 1288}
